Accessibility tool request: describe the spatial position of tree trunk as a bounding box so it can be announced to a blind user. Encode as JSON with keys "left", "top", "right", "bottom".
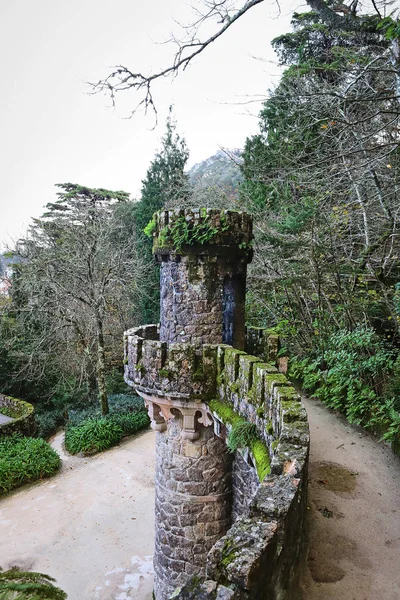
{"left": 95, "top": 310, "right": 109, "bottom": 415}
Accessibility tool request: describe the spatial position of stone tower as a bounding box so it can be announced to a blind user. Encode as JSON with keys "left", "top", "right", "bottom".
{"left": 124, "top": 209, "right": 253, "bottom": 599}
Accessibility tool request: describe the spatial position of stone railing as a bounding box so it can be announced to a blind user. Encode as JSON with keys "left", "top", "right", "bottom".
{"left": 171, "top": 340, "right": 309, "bottom": 600}
{"left": 0, "top": 394, "right": 36, "bottom": 437}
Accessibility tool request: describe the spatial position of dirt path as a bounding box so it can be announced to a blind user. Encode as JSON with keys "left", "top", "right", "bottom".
{"left": 0, "top": 429, "right": 156, "bottom": 600}
{"left": 299, "top": 396, "right": 400, "bottom": 600}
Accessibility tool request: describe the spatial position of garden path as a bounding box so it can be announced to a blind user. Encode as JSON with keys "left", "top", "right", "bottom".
{"left": 298, "top": 396, "right": 400, "bottom": 600}
{"left": 0, "top": 428, "right": 156, "bottom": 600}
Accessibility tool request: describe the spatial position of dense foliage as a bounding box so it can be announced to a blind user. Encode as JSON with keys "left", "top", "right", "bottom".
{"left": 237, "top": 6, "right": 400, "bottom": 449}
{"left": 0, "top": 434, "right": 60, "bottom": 495}
{"left": 0, "top": 112, "right": 189, "bottom": 447}
{"left": 1, "top": 4, "right": 400, "bottom": 452}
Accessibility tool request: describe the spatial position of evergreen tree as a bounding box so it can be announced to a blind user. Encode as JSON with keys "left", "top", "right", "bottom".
{"left": 133, "top": 110, "right": 190, "bottom": 323}
{"left": 240, "top": 9, "right": 400, "bottom": 350}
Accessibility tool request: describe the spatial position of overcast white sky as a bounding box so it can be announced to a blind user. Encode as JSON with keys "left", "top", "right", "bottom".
{"left": 0, "top": 0, "right": 301, "bottom": 249}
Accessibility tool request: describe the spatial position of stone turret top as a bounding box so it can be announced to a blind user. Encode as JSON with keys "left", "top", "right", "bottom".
{"left": 147, "top": 208, "right": 253, "bottom": 260}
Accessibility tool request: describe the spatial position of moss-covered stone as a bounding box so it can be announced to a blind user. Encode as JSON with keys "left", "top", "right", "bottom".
{"left": 250, "top": 439, "right": 271, "bottom": 481}
{"left": 264, "top": 374, "right": 289, "bottom": 396}
{"left": 208, "top": 399, "right": 243, "bottom": 427}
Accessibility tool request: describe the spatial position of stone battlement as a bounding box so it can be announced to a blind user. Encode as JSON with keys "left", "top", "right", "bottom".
{"left": 172, "top": 343, "right": 309, "bottom": 600}
{"left": 0, "top": 394, "right": 36, "bottom": 437}
{"left": 150, "top": 209, "right": 253, "bottom": 258}
{"left": 124, "top": 325, "right": 282, "bottom": 402}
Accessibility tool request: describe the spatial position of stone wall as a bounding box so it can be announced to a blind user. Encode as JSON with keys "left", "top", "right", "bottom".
{"left": 171, "top": 337, "right": 309, "bottom": 600}
{"left": 0, "top": 394, "right": 36, "bottom": 437}
{"left": 231, "top": 451, "right": 259, "bottom": 522}
{"left": 124, "top": 325, "right": 218, "bottom": 400}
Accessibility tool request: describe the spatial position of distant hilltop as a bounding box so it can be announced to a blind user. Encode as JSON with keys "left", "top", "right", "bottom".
{"left": 187, "top": 149, "right": 243, "bottom": 197}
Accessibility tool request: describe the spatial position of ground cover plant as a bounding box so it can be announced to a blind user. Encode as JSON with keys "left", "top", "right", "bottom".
{"left": 290, "top": 326, "right": 400, "bottom": 452}
{"left": 64, "top": 395, "right": 150, "bottom": 455}
{"left": 0, "top": 434, "right": 60, "bottom": 496}
{"left": 0, "top": 568, "right": 67, "bottom": 600}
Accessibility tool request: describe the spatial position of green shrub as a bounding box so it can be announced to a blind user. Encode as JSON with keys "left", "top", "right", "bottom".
{"left": 107, "top": 394, "right": 145, "bottom": 414}
{"left": 290, "top": 325, "right": 400, "bottom": 449}
{"left": 64, "top": 418, "right": 123, "bottom": 455}
{"left": 67, "top": 395, "right": 146, "bottom": 427}
{"left": 108, "top": 412, "right": 150, "bottom": 436}
{"left": 0, "top": 568, "right": 67, "bottom": 600}
{"left": 35, "top": 408, "right": 66, "bottom": 440}
{"left": 65, "top": 407, "right": 150, "bottom": 455}
{"left": 0, "top": 434, "right": 61, "bottom": 496}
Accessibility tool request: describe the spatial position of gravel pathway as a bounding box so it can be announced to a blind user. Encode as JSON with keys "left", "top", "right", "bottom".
{"left": 0, "top": 429, "right": 156, "bottom": 600}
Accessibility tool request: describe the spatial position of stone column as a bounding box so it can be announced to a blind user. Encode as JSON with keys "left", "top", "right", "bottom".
{"left": 125, "top": 209, "right": 253, "bottom": 599}
{"left": 154, "top": 417, "right": 232, "bottom": 599}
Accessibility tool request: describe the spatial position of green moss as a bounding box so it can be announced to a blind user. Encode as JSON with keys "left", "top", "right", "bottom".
{"left": 208, "top": 399, "right": 242, "bottom": 427}
{"left": 136, "top": 362, "right": 147, "bottom": 375}
{"left": 265, "top": 373, "right": 289, "bottom": 394}
{"left": 266, "top": 420, "right": 274, "bottom": 435}
{"left": 277, "top": 387, "right": 301, "bottom": 401}
{"left": 280, "top": 400, "right": 306, "bottom": 423}
{"left": 250, "top": 439, "right": 271, "bottom": 481}
{"left": 256, "top": 407, "right": 265, "bottom": 419}
{"left": 230, "top": 382, "right": 240, "bottom": 394}
{"left": 0, "top": 406, "right": 20, "bottom": 419}
{"left": 272, "top": 439, "right": 279, "bottom": 452}
{"left": 159, "top": 368, "right": 173, "bottom": 379}
{"left": 216, "top": 374, "right": 224, "bottom": 387}
{"left": 220, "top": 537, "right": 239, "bottom": 567}
{"left": 192, "top": 367, "right": 204, "bottom": 382}
{"left": 123, "top": 358, "right": 128, "bottom": 365}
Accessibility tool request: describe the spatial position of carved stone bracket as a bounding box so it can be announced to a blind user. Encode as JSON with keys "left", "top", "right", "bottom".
{"left": 139, "top": 391, "right": 214, "bottom": 440}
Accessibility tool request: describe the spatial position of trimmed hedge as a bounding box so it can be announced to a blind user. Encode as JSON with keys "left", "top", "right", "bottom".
{"left": 0, "top": 435, "right": 61, "bottom": 496}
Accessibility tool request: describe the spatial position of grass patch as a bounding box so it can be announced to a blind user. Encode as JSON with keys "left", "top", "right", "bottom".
{"left": 227, "top": 421, "right": 258, "bottom": 453}
{"left": 0, "top": 434, "right": 60, "bottom": 496}
{"left": 209, "top": 399, "right": 271, "bottom": 481}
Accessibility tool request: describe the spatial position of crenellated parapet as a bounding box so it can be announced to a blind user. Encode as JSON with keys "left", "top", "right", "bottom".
{"left": 150, "top": 208, "right": 253, "bottom": 259}
{"left": 171, "top": 343, "right": 310, "bottom": 600}
{"left": 124, "top": 325, "right": 218, "bottom": 400}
